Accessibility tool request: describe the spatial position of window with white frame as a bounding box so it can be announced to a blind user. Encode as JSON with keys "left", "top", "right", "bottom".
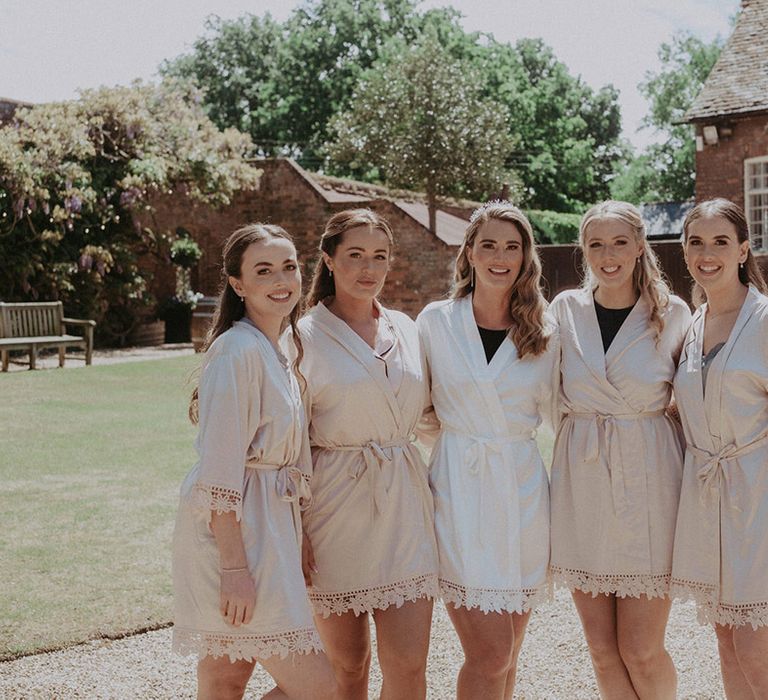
{"left": 745, "top": 156, "right": 768, "bottom": 251}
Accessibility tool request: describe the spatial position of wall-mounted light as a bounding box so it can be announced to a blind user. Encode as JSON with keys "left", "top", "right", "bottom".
{"left": 703, "top": 125, "right": 719, "bottom": 145}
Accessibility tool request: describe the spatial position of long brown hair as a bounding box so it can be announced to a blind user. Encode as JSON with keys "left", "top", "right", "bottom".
{"left": 305, "top": 208, "right": 395, "bottom": 307}
{"left": 452, "top": 201, "right": 550, "bottom": 358}
{"left": 189, "top": 223, "right": 305, "bottom": 423}
{"left": 579, "top": 200, "right": 670, "bottom": 340}
{"left": 682, "top": 198, "right": 768, "bottom": 307}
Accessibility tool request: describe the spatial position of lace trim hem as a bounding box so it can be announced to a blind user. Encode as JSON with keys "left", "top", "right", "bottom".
{"left": 310, "top": 573, "right": 439, "bottom": 617}
{"left": 172, "top": 626, "right": 323, "bottom": 662}
{"left": 191, "top": 484, "right": 243, "bottom": 521}
{"left": 439, "top": 579, "right": 551, "bottom": 614}
{"left": 550, "top": 566, "right": 670, "bottom": 599}
{"left": 670, "top": 580, "right": 768, "bottom": 629}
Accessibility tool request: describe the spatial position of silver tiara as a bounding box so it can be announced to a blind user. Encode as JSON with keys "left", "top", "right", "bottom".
{"left": 469, "top": 200, "right": 518, "bottom": 224}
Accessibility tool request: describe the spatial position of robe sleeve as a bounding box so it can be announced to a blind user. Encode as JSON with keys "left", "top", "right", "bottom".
{"left": 192, "top": 345, "right": 259, "bottom": 522}
{"left": 541, "top": 321, "right": 563, "bottom": 433}
{"left": 414, "top": 311, "right": 442, "bottom": 450}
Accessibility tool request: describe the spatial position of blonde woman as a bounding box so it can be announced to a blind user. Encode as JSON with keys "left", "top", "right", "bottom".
{"left": 416, "top": 202, "right": 559, "bottom": 699}
{"left": 548, "top": 201, "right": 691, "bottom": 699}
{"left": 299, "top": 209, "right": 438, "bottom": 700}
{"left": 172, "top": 224, "right": 335, "bottom": 700}
{"left": 671, "top": 199, "right": 768, "bottom": 699}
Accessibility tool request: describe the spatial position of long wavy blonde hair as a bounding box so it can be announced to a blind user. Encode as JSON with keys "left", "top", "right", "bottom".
{"left": 579, "top": 200, "right": 670, "bottom": 340}
{"left": 305, "top": 208, "right": 395, "bottom": 308}
{"left": 452, "top": 201, "right": 550, "bottom": 358}
{"left": 682, "top": 198, "right": 768, "bottom": 307}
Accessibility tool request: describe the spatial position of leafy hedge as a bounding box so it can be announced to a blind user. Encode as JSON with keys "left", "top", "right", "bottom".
{"left": 527, "top": 209, "right": 582, "bottom": 245}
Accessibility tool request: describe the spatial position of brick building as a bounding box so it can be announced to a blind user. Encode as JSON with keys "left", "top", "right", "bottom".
{"left": 145, "top": 158, "right": 465, "bottom": 317}
{"left": 686, "top": 0, "right": 768, "bottom": 252}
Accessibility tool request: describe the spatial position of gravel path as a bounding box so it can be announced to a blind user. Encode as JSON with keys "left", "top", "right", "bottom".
{"left": 2, "top": 347, "right": 725, "bottom": 698}
{"left": 0, "top": 591, "right": 724, "bottom": 699}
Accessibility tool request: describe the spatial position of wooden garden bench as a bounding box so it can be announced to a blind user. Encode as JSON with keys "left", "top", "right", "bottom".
{"left": 0, "top": 301, "right": 95, "bottom": 371}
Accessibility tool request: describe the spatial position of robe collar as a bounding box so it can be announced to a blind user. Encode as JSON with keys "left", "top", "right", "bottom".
{"left": 689, "top": 284, "right": 764, "bottom": 446}
{"left": 308, "top": 301, "right": 405, "bottom": 428}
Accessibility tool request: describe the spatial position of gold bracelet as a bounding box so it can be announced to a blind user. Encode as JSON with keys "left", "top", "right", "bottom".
{"left": 221, "top": 566, "right": 249, "bottom": 573}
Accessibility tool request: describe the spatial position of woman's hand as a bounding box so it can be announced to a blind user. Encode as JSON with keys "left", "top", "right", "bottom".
{"left": 302, "top": 532, "right": 318, "bottom": 587}
{"left": 219, "top": 569, "right": 257, "bottom": 626}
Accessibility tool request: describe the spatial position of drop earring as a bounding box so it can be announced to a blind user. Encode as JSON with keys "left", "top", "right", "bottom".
{"left": 740, "top": 262, "right": 745, "bottom": 270}
{"left": 470, "top": 266, "right": 475, "bottom": 288}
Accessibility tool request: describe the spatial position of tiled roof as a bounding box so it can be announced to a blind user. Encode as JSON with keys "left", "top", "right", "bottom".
{"left": 638, "top": 201, "right": 694, "bottom": 239}
{"left": 393, "top": 200, "right": 467, "bottom": 247}
{"left": 686, "top": 0, "right": 768, "bottom": 121}
{"left": 0, "top": 97, "right": 32, "bottom": 124}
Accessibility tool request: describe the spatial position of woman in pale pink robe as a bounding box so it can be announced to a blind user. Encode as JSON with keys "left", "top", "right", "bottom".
{"left": 299, "top": 209, "right": 438, "bottom": 700}
{"left": 172, "top": 225, "right": 335, "bottom": 700}
{"left": 549, "top": 201, "right": 690, "bottom": 699}
{"left": 417, "top": 202, "right": 558, "bottom": 700}
{"left": 671, "top": 198, "right": 768, "bottom": 698}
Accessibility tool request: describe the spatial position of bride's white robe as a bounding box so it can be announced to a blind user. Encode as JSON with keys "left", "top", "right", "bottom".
{"left": 299, "top": 303, "right": 439, "bottom": 617}
{"left": 549, "top": 288, "right": 691, "bottom": 598}
{"left": 417, "top": 295, "right": 559, "bottom": 613}
{"left": 671, "top": 285, "right": 768, "bottom": 628}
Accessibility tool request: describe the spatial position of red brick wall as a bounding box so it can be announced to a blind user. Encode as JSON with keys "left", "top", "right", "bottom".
{"left": 137, "top": 159, "right": 457, "bottom": 319}
{"left": 694, "top": 114, "right": 768, "bottom": 208}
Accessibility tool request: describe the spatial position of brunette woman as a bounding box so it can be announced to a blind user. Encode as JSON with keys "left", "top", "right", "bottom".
{"left": 671, "top": 198, "right": 768, "bottom": 699}
{"left": 172, "top": 224, "right": 335, "bottom": 700}
{"left": 417, "top": 201, "right": 559, "bottom": 699}
{"left": 299, "top": 209, "right": 438, "bottom": 700}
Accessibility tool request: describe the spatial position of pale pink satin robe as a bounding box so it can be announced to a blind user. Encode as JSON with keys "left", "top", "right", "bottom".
{"left": 417, "top": 296, "right": 560, "bottom": 614}
{"left": 299, "top": 302, "right": 439, "bottom": 617}
{"left": 549, "top": 288, "right": 691, "bottom": 598}
{"left": 172, "top": 320, "right": 321, "bottom": 662}
{"left": 671, "top": 285, "right": 768, "bottom": 628}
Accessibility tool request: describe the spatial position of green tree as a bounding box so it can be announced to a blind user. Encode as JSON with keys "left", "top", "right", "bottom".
{"left": 327, "top": 35, "right": 515, "bottom": 232}
{"left": 612, "top": 32, "right": 722, "bottom": 203}
{"left": 493, "top": 39, "right": 623, "bottom": 212}
{"left": 161, "top": 1, "right": 623, "bottom": 211}
{"left": 161, "top": 0, "right": 421, "bottom": 165}
{"left": 0, "top": 82, "right": 261, "bottom": 345}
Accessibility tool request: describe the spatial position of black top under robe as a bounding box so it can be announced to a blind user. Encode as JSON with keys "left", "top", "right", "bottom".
{"left": 477, "top": 325, "right": 508, "bottom": 363}
{"left": 594, "top": 300, "right": 635, "bottom": 352}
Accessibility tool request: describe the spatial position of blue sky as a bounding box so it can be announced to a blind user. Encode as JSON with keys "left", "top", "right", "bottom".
{"left": 0, "top": 0, "right": 738, "bottom": 149}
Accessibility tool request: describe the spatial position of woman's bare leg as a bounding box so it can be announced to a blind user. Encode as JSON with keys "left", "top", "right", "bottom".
{"left": 197, "top": 656, "right": 256, "bottom": 700}
{"left": 373, "top": 597, "right": 433, "bottom": 700}
{"left": 259, "top": 650, "right": 337, "bottom": 700}
{"left": 732, "top": 623, "right": 768, "bottom": 698}
{"left": 314, "top": 611, "right": 371, "bottom": 700}
{"left": 571, "top": 591, "right": 638, "bottom": 699}
{"left": 447, "top": 604, "right": 518, "bottom": 700}
{"left": 616, "top": 595, "right": 676, "bottom": 699}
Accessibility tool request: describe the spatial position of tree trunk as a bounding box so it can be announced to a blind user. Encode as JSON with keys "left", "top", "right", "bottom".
{"left": 427, "top": 183, "right": 437, "bottom": 234}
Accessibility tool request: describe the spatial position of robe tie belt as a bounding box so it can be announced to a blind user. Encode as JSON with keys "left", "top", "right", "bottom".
{"left": 320, "top": 436, "right": 421, "bottom": 520}
{"left": 566, "top": 409, "right": 666, "bottom": 515}
{"left": 442, "top": 427, "right": 535, "bottom": 548}
{"left": 690, "top": 431, "right": 768, "bottom": 508}
{"left": 246, "top": 461, "right": 311, "bottom": 545}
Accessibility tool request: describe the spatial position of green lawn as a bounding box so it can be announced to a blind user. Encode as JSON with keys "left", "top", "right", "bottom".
{"left": 0, "top": 356, "right": 556, "bottom": 660}
{"left": 0, "top": 357, "right": 199, "bottom": 660}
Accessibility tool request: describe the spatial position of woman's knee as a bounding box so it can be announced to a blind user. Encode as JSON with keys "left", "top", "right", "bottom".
{"left": 378, "top": 646, "right": 427, "bottom": 680}
{"left": 463, "top": 639, "right": 515, "bottom": 679}
{"left": 617, "top": 636, "right": 663, "bottom": 676}
{"left": 330, "top": 642, "right": 372, "bottom": 681}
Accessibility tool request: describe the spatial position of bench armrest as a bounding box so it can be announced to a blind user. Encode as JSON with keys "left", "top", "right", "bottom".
{"left": 63, "top": 317, "right": 96, "bottom": 327}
